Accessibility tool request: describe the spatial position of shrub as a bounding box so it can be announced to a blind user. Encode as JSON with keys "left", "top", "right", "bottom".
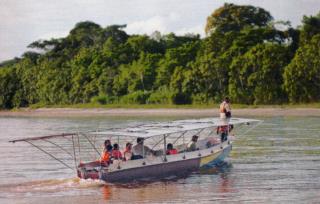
{"left": 91, "top": 95, "right": 116, "bottom": 104}
{"left": 192, "top": 93, "right": 210, "bottom": 104}
{"left": 171, "top": 92, "right": 192, "bottom": 104}
{"left": 147, "top": 89, "right": 175, "bottom": 104}
{"left": 120, "top": 91, "right": 151, "bottom": 104}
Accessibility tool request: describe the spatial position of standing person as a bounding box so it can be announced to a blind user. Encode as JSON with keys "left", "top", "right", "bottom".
{"left": 220, "top": 97, "right": 231, "bottom": 119}
{"left": 216, "top": 125, "right": 232, "bottom": 143}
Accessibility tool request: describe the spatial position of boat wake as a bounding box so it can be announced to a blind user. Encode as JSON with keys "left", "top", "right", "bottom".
{"left": 0, "top": 178, "right": 105, "bottom": 198}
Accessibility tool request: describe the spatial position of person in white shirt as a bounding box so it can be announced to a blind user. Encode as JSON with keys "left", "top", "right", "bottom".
{"left": 132, "top": 137, "right": 154, "bottom": 159}
{"left": 187, "top": 135, "right": 199, "bottom": 152}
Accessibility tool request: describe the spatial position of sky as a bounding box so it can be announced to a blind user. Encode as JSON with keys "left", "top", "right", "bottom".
{"left": 1, "top": 0, "right": 319, "bottom": 62}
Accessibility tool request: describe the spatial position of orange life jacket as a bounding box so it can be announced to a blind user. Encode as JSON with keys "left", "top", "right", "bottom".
{"left": 100, "top": 151, "right": 110, "bottom": 162}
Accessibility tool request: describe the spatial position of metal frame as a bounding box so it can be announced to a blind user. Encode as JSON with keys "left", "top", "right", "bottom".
{"left": 8, "top": 117, "right": 262, "bottom": 172}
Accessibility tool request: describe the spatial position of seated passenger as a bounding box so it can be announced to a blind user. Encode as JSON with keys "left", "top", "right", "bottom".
{"left": 123, "top": 142, "right": 133, "bottom": 161}
{"left": 111, "top": 143, "right": 123, "bottom": 160}
{"left": 132, "top": 137, "right": 154, "bottom": 159}
{"left": 100, "top": 144, "right": 113, "bottom": 165}
{"left": 104, "top": 139, "right": 113, "bottom": 153}
{"left": 187, "top": 135, "right": 199, "bottom": 152}
{"left": 166, "top": 143, "right": 178, "bottom": 155}
{"left": 206, "top": 137, "right": 220, "bottom": 148}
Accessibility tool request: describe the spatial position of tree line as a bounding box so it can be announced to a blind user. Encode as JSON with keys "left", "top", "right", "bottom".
{"left": 0, "top": 3, "right": 320, "bottom": 109}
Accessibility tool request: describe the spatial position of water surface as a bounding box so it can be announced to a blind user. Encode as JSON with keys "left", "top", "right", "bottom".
{"left": 0, "top": 116, "right": 319, "bottom": 203}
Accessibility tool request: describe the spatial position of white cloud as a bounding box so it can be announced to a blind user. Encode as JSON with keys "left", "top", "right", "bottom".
{"left": 125, "top": 13, "right": 180, "bottom": 35}
{"left": 176, "top": 24, "right": 205, "bottom": 37}
{"left": 125, "top": 13, "right": 205, "bottom": 37}
{"left": 37, "top": 31, "right": 69, "bottom": 41}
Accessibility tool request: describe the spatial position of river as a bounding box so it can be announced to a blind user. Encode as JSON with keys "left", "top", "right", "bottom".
{"left": 0, "top": 116, "right": 319, "bottom": 203}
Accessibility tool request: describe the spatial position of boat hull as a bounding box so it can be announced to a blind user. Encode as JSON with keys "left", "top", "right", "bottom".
{"left": 78, "top": 143, "right": 232, "bottom": 182}
{"left": 101, "top": 157, "right": 200, "bottom": 182}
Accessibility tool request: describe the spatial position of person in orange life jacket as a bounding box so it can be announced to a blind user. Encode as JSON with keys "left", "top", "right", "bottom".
{"left": 166, "top": 143, "right": 178, "bottom": 155}
{"left": 111, "top": 143, "right": 122, "bottom": 160}
{"left": 100, "top": 144, "right": 113, "bottom": 164}
{"left": 216, "top": 125, "right": 233, "bottom": 142}
{"left": 104, "top": 139, "right": 113, "bottom": 153}
{"left": 123, "top": 142, "right": 133, "bottom": 161}
{"left": 220, "top": 97, "right": 231, "bottom": 119}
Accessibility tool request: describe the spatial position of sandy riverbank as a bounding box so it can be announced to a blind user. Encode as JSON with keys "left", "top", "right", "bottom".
{"left": 0, "top": 108, "right": 320, "bottom": 117}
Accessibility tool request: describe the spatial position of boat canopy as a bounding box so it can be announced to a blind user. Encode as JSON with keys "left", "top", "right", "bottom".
{"left": 89, "top": 117, "right": 261, "bottom": 138}
{"left": 9, "top": 117, "right": 261, "bottom": 143}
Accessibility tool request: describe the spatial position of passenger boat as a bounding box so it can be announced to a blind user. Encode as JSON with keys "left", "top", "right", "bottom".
{"left": 9, "top": 117, "right": 261, "bottom": 182}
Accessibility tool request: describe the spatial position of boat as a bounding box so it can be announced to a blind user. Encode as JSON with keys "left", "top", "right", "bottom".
{"left": 9, "top": 117, "right": 262, "bottom": 182}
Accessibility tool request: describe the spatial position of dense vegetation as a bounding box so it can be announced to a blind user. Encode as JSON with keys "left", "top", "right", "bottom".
{"left": 1, "top": 3, "right": 320, "bottom": 109}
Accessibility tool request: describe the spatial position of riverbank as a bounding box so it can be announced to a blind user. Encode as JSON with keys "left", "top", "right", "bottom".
{"left": 1, "top": 107, "right": 320, "bottom": 117}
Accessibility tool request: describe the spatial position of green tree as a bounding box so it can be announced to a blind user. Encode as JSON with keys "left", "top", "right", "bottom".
{"left": 299, "top": 12, "right": 320, "bottom": 44}
{"left": 205, "top": 3, "right": 273, "bottom": 35}
{"left": 0, "top": 67, "right": 20, "bottom": 108}
{"left": 156, "top": 40, "right": 200, "bottom": 88}
{"left": 283, "top": 34, "right": 320, "bottom": 103}
{"left": 229, "top": 43, "right": 290, "bottom": 104}
{"left": 113, "top": 52, "right": 161, "bottom": 95}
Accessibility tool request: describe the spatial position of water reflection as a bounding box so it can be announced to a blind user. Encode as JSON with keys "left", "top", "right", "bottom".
{"left": 200, "top": 162, "right": 235, "bottom": 195}
{"left": 199, "top": 161, "right": 232, "bottom": 174}
{"left": 101, "top": 185, "right": 111, "bottom": 200}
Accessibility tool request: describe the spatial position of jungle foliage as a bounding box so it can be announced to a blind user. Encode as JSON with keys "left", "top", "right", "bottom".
{"left": 1, "top": 3, "right": 320, "bottom": 109}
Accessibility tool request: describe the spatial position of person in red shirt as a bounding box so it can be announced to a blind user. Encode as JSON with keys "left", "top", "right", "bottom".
{"left": 111, "top": 143, "right": 123, "bottom": 160}
{"left": 216, "top": 125, "right": 233, "bottom": 142}
{"left": 166, "top": 143, "right": 178, "bottom": 155}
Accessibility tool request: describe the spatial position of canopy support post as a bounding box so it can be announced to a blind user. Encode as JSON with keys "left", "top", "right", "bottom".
{"left": 183, "top": 133, "right": 186, "bottom": 159}
{"left": 163, "top": 134, "right": 167, "bottom": 162}
{"left": 71, "top": 135, "right": 77, "bottom": 171}
{"left": 77, "top": 134, "right": 81, "bottom": 163}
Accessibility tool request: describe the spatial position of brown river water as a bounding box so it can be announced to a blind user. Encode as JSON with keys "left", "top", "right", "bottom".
{"left": 0, "top": 116, "right": 319, "bottom": 203}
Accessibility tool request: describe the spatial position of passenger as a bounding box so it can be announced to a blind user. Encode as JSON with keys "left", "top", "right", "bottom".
{"left": 123, "top": 142, "right": 133, "bottom": 161}
{"left": 100, "top": 144, "right": 112, "bottom": 165}
{"left": 187, "top": 135, "right": 199, "bottom": 152}
{"left": 166, "top": 143, "right": 178, "bottom": 155}
{"left": 111, "top": 143, "right": 123, "bottom": 160}
{"left": 220, "top": 97, "right": 231, "bottom": 119}
{"left": 104, "top": 139, "right": 113, "bottom": 153}
{"left": 206, "top": 137, "right": 220, "bottom": 148}
{"left": 132, "top": 137, "right": 154, "bottom": 159}
{"left": 216, "top": 125, "right": 231, "bottom": 142}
